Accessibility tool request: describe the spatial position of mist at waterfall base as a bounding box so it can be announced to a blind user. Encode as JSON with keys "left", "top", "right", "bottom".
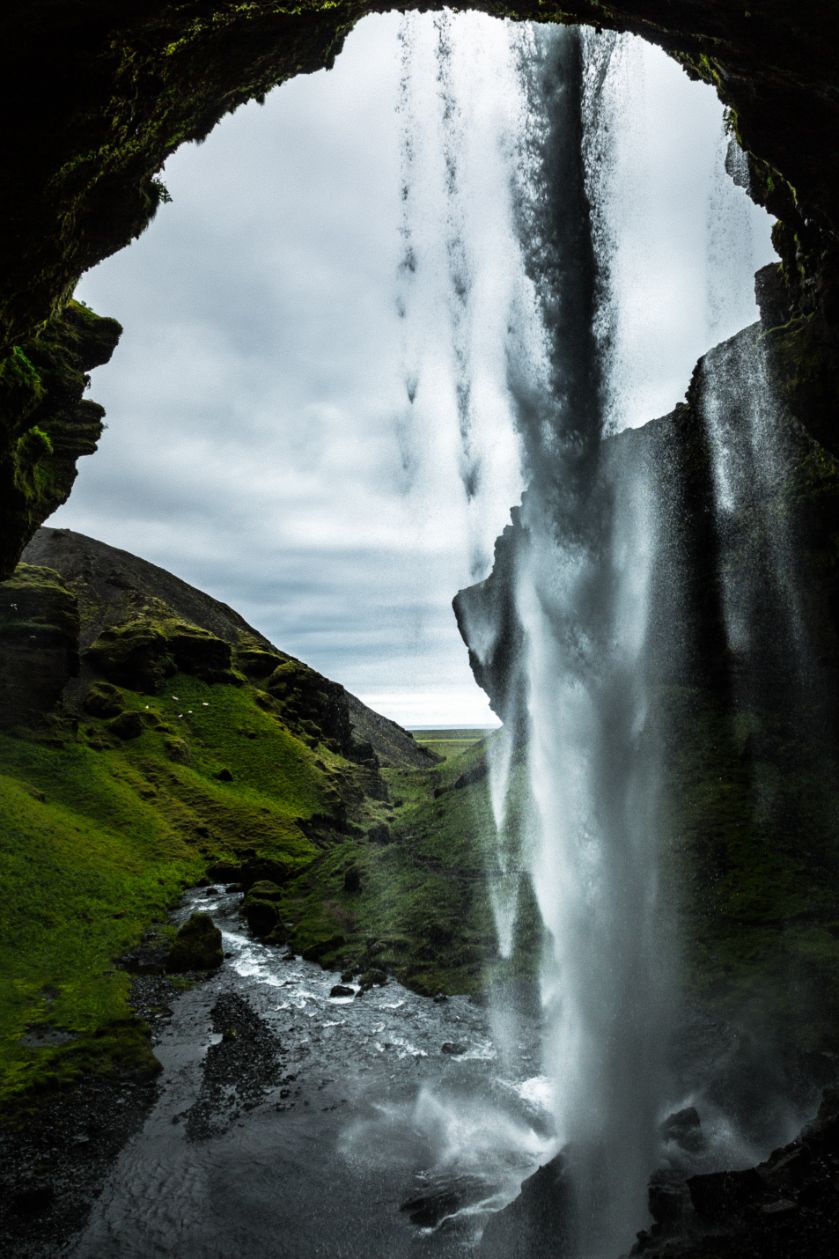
{"left": 59, "top": 12, "right": 808, "bottom": 1259}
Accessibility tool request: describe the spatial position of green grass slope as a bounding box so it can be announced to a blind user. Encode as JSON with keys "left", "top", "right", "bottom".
{"left": 0, "top": 670, "right": 332, "bottom": 1104}
{"left": 0, "top": 529, "right": 505, "bottom": 1108}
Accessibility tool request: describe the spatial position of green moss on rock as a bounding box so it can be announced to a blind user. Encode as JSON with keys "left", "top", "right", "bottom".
{"left": 82, "top": 680, "right": 124, "bottom": 718}
{"left": 166, "top": 912, "right": 223, "bottom": 972}
{"left": 0, "top": 304, "right": 121, "bottom": 578}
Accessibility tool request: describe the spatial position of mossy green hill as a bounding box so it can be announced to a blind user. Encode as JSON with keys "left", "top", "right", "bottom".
{"left": 0, "top": 527, "right": 502, "bottom": 1108}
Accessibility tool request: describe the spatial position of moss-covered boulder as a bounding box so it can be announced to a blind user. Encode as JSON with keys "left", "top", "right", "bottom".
{"left": 81, "top": 680, "right": 123, "bottom": 718}
{"left": 241, "top": 882, "right": 286, "bottom": 939}
{"left": 246, "top": 880, "right": 283, "bottom": 902}
{"left": 165, "top": 913, "right": 223, "bottom": 973}
{"left": 106, "top": 710, "right": 143, "bottom": 741}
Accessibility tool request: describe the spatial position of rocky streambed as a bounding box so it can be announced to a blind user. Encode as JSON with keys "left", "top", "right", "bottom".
{"left": 5, "top": 884, "right": 838, "bottom": 1259}
{"left": 51, "top": 886, "right": 553, "bottom": 1258}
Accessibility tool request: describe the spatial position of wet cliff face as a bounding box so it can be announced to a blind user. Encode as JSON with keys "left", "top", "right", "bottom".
{"left": 0, "top": 1, "right": 837, "bottom": 575}
{"left": 455, "top": 316, "right": 839, "bottom": 1072}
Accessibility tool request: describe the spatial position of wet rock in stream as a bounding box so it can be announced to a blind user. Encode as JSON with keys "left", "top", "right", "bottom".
{"left": 185, "top": 993, "right": 283, "bottom": 1141}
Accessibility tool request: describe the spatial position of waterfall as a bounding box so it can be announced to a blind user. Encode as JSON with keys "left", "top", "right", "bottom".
{"left": 393, "top": 12, "right": 527, "bottom": 580}
{"left": 393, "top": 11, "right": 777, "bottom": 1254}
{"left": 501, "top": 28, "right": 671, "bottom": 1255}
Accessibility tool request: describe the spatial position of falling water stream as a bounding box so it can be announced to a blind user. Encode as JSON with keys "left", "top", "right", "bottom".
{"left": 68, "top": 12, "right": 787, "bottom": 1257}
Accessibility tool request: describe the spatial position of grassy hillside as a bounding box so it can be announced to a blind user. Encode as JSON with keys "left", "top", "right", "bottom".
{"left": 277, "top": 731, "right": 505, "bottom": 995}
{"left": 0, "top": 530, "right": 504, "bottom": 1109}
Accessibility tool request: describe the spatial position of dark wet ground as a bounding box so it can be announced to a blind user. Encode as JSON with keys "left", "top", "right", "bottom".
{"left": 64, "top": 887, "right": 555, "bottom": 1259}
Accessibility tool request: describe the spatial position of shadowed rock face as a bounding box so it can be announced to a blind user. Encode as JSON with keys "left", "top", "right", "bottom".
{"left": 0, "top": 564, "right": 79, "bottom": 730}
{"left": 0, "top": 1, "right": 837, "bottom": 575}
{"left": 455, "top": 316, "right": 839, "bottom": 1074}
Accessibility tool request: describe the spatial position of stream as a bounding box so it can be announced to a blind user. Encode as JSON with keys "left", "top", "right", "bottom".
{"left": 67, "top": 886, "right": 552, "bottom": 1258}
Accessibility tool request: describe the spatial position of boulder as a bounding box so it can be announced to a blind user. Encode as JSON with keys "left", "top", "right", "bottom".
{"left": 329, "top": 984, "right": 355, "bottom": 999}
{"left": 241, "top": 896, "right": 280, "bottom": 939}
{"left": 165, "top": 913, "right": 223, "bottom": 973}
{"left": 106, "top": 709, "right": 143, "bottom": 740}
{"left": 479, "top": 1153, "right": 575, "bottom": 1259}
{"left": 246, "top": 879, "right": 283, "bottom": 901}
{"left": 660, "top": 1105, "right": 705, "bottom": 1154}
{"left": 687, "top": 1167, "right": 764, "bottom": 1219}
{"left": 401, "top": 1174, "right": 491, "bottom": 1229}
{"left": 82, "top": 680, "right": 123, "bottom": 718}
{"left": 359, "top": 968, "right": 387, "bottom": 990}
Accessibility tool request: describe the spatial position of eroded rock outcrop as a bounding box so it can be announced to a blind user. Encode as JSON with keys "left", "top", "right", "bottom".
{"left": 0, "top": 563, "right": 79, "bottom": 730}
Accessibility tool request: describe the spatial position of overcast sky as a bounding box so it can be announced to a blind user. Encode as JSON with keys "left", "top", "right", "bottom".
{"left": 50, "top": 13, "right": 774, "bottom": 728}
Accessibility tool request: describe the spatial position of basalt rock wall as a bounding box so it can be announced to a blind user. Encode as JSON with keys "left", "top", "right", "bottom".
{"left": 0, "top": 2, "right": 837, "bottom": 576}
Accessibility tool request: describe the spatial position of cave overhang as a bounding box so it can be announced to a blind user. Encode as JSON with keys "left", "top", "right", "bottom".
{"left": 0, "top": 0, "right": 836, "bottom": 578}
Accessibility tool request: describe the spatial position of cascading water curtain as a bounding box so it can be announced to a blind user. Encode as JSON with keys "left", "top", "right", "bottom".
{"left": 396, "top": 12, "right": 775, "bottom": 1254}
{"left": 395, "top": 10, "right": 539, "bottom": 963}
{"left": 393, "top": 10, "right": 527, "bottom": 580}
{"left": 507, "top": 26, "right": 673, "bottom": 1256}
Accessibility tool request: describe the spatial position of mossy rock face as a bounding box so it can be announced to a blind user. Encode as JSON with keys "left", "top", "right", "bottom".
{"left": 0, "top": 305, "right": 121, "bottom": 579}
{"left": 236, "top": 646, "right": 284, "bottom": 679}
{"left": 266, "top": 659, "right": 354, "bottom": 753}
{"left": 168, "top": 626, "right": 233, "bottom": 682}
{"left": 86, "top": 625, "right": 175, "bottom": 692}
{"left": 86, "top": 617, "right": 233, "bottom": 691}
{"left": 165, "top": 913, "right": 223, "bottom": 973}
{"left": 0, "top": 563, "right": 79, "bottom": 728}
{"left": 82, "top": 680, "right": 123, "bottom": 718}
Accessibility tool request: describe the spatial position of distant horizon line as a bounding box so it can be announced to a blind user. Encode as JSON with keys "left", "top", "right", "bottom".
{"left": 407, "top": 723, "right": 499, "bottom": 731}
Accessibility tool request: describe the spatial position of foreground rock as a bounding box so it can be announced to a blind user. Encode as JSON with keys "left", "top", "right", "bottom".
{"left": 479, "top": 1153, "right": 575, "bottom": 1258}
{"left": 166, "top": 914, "right": 223, "bottom": 973}
{"left": 634, "top": 1089, "right": 839, "bottom": 1259}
